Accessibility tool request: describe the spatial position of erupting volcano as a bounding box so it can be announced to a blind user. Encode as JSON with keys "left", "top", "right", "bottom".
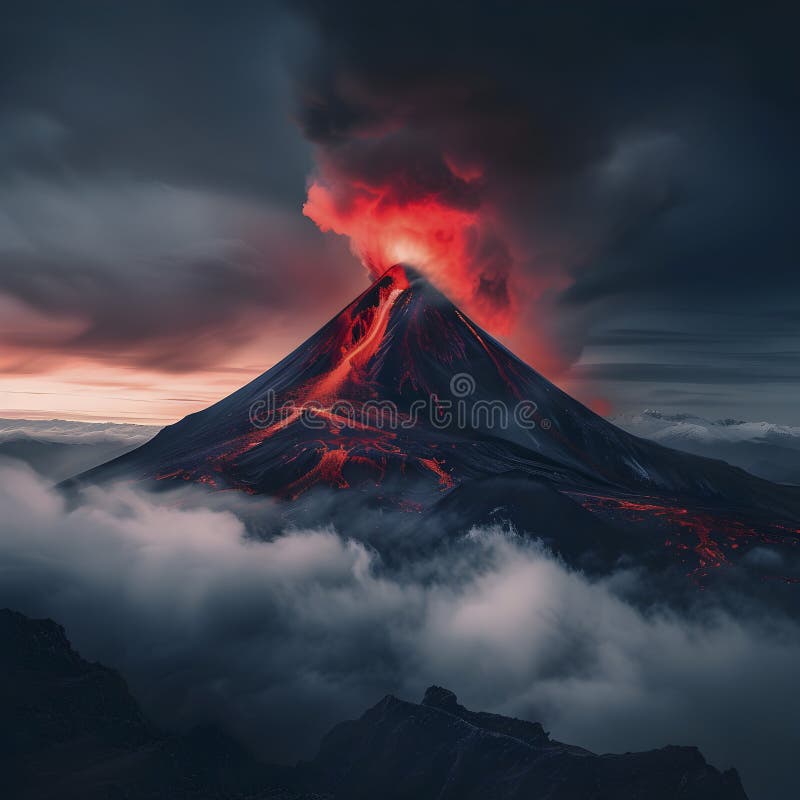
{"left": 302, "top": 176, "right": 517, "bottom": 337}
{"left": 74, "top": 264, "right": 800, "bottom": 578}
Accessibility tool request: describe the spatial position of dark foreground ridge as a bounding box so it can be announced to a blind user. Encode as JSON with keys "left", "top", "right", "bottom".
{"left": 2, "top": 608, "right": 748, "bottom": 800}
{"left": 305, "top": 686, "right": 748, "bottom": 800}
{"left": 0, "top": 608, "right": 313, "bottom": 800}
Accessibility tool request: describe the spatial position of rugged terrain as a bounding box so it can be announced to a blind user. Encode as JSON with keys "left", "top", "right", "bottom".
{"left": 1, "top": 609, "right": 748, "bottom": 800}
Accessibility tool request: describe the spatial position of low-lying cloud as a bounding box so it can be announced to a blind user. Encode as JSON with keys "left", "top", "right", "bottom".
{"left": 0, "top": 417, "right": 161, "bottom": 445}
{"left": 0, "top": 459, "right": 798, "bottom": 799}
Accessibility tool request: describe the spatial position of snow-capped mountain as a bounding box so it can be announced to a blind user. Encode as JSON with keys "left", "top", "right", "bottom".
{"left": 0, "top": 418, "right": 161, "bottom": 480}
{"left": 614, "top": 410, "right": 800, "bottom": 485}
{"left": 0, "top": 418, "right": 161, "bottom": 446}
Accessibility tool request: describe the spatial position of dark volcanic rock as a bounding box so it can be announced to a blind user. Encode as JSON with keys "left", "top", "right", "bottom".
{"left": 421, "top": 685, "right": 552, "bottom": 748}
{"left": 0, "top": 608, "right": 316, "bottom": 800}
{"left": 1, "top": 609, "right": 748, "bottom": 800}
{"left": 67, "top": 264, "right": 800, "bottom": 578}
{"left": 304, "top": 686, "right": 748, "bottom": 800}
{"left": 68, "top": 264, "right": 800, "bottom": 520}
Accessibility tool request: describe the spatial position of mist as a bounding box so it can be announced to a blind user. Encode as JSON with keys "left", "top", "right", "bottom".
{"left": 0, "top": 458, "right": 798, "bottom": 799}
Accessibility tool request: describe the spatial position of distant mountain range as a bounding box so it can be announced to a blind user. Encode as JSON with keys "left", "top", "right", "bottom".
{"left": 2, "top": 608, "right": 748, "bottom": 800}
{"left": 614, "top": 410, "right": 800, "bottom": 485}
{"left": 0, "top": 418, "right": 160, "bottom": 481}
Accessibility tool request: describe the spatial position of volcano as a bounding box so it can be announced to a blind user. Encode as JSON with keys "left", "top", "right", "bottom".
{"left": 74, "top": 264, "right": 800, "bottom": 576}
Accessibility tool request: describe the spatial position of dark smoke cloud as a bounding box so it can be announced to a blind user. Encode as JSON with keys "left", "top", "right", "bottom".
{"left": 289, "top": 1, "right": 800, "bottom": 412}
{"left": 0, "top": 3, "right": 362, "bottom": 374}
{"left": 0, "top": 459, "right": 798, "bottom": 800}
{"left": 1, "top": 1, "right": 798, "bottom": 417}
{"left": 0, "top": 176, "right": 361, "bottom": 371}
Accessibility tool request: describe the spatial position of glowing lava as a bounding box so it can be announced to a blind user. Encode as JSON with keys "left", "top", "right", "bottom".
{"left": 285, "top": 445, "right": 351, "bottom": 498}
{"left": 212, "top": 267, "right": 411, "bottom": 465}
{"left": 162, "top": 266, "right": 462, "bottom": 499}
{"left": 573, "top": 493, "right": 800, "bottom": 580}
{"left": 419, "top": 456, "right": 455, "bottom": 489}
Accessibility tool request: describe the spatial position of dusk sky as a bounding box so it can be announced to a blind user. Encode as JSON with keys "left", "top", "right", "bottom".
{"left": 2, "top": 2, "right": 798, "bottom": 424}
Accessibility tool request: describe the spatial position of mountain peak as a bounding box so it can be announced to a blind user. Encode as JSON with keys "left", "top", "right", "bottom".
{"left": 372, "top": 262, "right": 451, "bottom": 309}
{"left": 422, "top": 685, "right": 459, "bottom": 711}
{"left": 377, "top": 262, "right": 421, "bottom": 283}
{"left": 311, "top": 685, "right": 748, "bottom": 799}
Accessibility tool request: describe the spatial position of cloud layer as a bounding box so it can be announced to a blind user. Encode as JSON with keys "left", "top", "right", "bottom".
{"left": 0, "top": 417, "right": 160, "bottom": 445}
{"left": 0, "top": 459, "right": 798, "bottom": 799}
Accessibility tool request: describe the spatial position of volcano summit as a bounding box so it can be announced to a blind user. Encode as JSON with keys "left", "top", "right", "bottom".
{"left": 74, "top": 264, "right": 800, "bottom": 577}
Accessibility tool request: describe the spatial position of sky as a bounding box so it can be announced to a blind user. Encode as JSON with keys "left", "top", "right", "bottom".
{"left": 1, "top": 1, "right": 798, "bottom": 424}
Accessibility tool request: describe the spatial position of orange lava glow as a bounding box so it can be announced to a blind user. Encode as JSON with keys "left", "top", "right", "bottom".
{"left": 209, "top": 268, "right": 412, "bottom": 468}
{"left": 418, "top": 456, "right": 455, "bottom": 489}
{"left": 574, "top": 493, "right": 800, "bottom": 580}
{"left": 155, "top": 266, "right": 462, "bottom": 499}
{"left": 284, "top": 446, "right": 351, "bottom": 499}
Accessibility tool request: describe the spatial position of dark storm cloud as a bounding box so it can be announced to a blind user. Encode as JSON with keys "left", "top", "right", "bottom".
{"left": 0, "top": 2, "right": 362, "bottom": 372}
{"left": 1, "top": 1, "right": 797, "bottom": 402}
{"left": 1, "top": 459, "right": 799, "bottom": 800}
{"left": 287, "top": 0, "right": 799, "bottom": 405}
{"left": 1, "top": 2, "right": 308, "bottom": 202}
{"left": 575, "top": 361, "right": 800, "bottom": 384}
{"left": 0, "top": 179, "right": 360, "bottom": 371}
{"left": 0, "top": 177, "right": 358, "bottom": 370}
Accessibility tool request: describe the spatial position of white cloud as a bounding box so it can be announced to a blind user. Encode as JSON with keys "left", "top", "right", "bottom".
{"left": 0, "top": 417, "right": 161, "bottom": 445}
{"left": 0, "top": 461, "right": 797, "bottom": 799}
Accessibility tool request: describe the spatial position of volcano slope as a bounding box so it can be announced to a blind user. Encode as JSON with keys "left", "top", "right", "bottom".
{"left": 70, "top": 264, "right": 800, "bottom": 579}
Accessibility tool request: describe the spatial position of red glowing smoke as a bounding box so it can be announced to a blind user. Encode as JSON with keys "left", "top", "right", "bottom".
{"left": 303, "top": 159, "right": 515, "bottom": 335}
{"left": 301, "top": 142, "right": 580, "bottom": 379}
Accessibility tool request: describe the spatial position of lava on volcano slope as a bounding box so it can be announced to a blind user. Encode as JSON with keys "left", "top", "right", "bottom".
{"left": 219, "top": 268, "right": 411, "bottom": 457}
{"left": 570, "top": 491, "right": 800, "bottom": 580}
{"left": 152, "top": 266, "right": 474, "bottom": 500}
{"left": 77, "top": 264, "right": 800, "bottom": 582}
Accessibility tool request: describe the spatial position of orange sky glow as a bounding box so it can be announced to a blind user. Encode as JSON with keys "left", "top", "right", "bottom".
{"left": 0, "top": 331, "right": 315, "bottom": 426}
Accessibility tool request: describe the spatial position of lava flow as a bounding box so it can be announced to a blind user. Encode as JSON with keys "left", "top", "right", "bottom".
{"left": 83, "top": 263, "right": 800, "bottom": 585}
{"left": 166, "top": 265, "right": 468, "bottom": 499}
{"left": 215, "top": 267, "right": 411, "bottom": 463}
{"left": 573, "top": 493, "right": 800, "bottom": 579}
